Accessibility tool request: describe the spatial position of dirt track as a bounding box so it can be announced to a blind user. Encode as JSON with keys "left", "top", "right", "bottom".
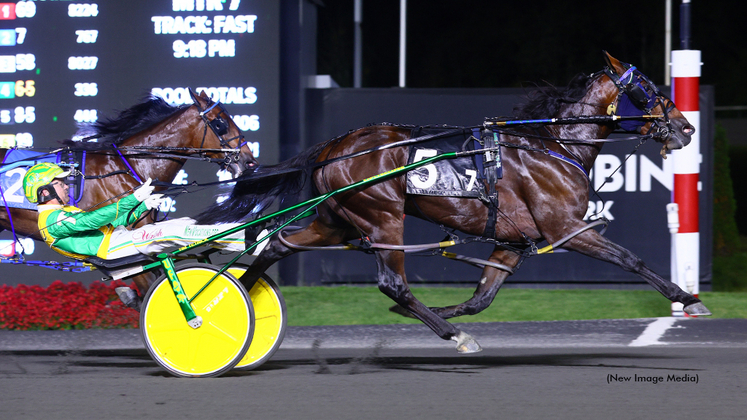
{"left": 1, "top": 319, "right": 745, "bottom": 419}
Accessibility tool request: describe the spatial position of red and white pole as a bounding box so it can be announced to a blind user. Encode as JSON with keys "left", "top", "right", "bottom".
{"left": 670, "top": 48, "right": 701, "bottom": 316}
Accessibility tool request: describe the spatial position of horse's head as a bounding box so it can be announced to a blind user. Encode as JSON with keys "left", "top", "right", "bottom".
{"left": 601, "top": 51, "right": 695, "bottom": 157}
{"left": 189, "top": 89, "right": 258, "bottom": 177}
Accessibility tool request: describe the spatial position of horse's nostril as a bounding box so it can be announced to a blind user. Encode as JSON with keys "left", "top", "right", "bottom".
{"left": 682, "top": 124, "right": 696, "bottom": 136}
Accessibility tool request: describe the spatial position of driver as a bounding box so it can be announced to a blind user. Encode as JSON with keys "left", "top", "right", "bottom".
{"left": 22, "top": 163, "right": 245, "bottom": 307}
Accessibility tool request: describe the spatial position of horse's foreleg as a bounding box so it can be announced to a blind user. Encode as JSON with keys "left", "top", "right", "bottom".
{"left": 376, "top": 249, "right": 482, "bottom": 353}
{"left": 428, "top": 247, "right": 523, "bottom": 319}
{"left": 562, "top": 228, "right": 711, "bottom": 316}
{"left": 131, "top": 272, "right": 155, "bottom": 296}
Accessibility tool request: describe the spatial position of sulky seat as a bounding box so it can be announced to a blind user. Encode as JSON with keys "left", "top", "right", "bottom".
{"left": 85, "top": 253, "right": 157, "bottom": 281}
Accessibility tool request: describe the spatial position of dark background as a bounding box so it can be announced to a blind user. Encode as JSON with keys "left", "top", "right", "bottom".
{"left": 314, "top": 0, "right": 747, "bottom": 235}
{"left": 316, "top": 0, "right": 744, "bottom": 103}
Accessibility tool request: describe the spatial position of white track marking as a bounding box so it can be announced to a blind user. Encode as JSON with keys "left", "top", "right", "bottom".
{"left": 629, "top": 317, "right": 679, "bottom": 347}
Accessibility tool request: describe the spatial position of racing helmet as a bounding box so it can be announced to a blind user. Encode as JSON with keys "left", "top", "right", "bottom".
{"left": 22, "top": 162, "right": 71, "bottom": 204}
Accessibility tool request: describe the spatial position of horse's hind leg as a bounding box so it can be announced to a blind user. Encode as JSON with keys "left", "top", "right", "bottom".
{"left": 243, "top": 208, "right": 482, "bottom": 352}
{"left": 375, "top": 248, "right": 482, "bottom": 353}
{"left": 427, "top": 247, "right": 523, "bottom": 319}
{"left": 561, "top": 227, "right": 711, "bottom": 316}
{"left": 237, "top": 218, "right": 355, "bottom": 287}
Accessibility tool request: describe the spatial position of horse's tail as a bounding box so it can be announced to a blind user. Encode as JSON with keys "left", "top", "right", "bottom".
{"left": 195, "top": 140, "right": 331, "bottom": 224}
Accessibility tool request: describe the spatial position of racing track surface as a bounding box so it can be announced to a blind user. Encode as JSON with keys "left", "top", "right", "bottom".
{"left": 1, "top": 318, "right": 745, "bottom": 419}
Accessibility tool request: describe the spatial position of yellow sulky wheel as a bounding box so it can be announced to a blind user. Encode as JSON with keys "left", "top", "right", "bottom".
{"left": 228, "top": 265, "right": 287, "bottom": 371}
{"left": 140, "top": 263, "right": 255, "bottom": 378}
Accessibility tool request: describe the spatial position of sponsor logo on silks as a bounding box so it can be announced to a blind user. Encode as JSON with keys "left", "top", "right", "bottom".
{"left": 203, "top": 286, "right": 229, "bottom": 313}
{"left": 132, "top": 228, "right": 164, "bottom": 242}
{"left": 173, "top": 225, "right": 227, "bottom": 253}
{"left": 183, "top": 225, "right": 223, "bottom": 238}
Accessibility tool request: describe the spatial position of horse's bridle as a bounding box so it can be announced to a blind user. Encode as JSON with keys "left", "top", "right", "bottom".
{"left": 191, "top": 95, "right": 247, "bottom": 171}
{"left": 600, "top": 64, "right": 683, "bottom": 143}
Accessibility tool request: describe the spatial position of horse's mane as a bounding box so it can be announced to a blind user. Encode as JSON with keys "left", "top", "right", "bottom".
{"left": 61, "top": 96, "right": 188, "bottom": 150}
{"left": 195, "top": 140, "right": 334, "bottom": 224}
{"left": 512, "top": 73, "right": 591, "bottom": 119}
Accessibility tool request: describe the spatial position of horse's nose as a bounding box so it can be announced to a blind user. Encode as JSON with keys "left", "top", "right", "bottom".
{"left": 682, "top": 124, "right": 695, "bottom": 136}
{"left": 244, "top": 160, "right": 258, "bottom": 173}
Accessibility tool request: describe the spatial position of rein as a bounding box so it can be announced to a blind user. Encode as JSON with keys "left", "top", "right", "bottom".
{"left": 221, "top": 113, "right": 661, "bottom": 188}
{"left": 294, "top": 116, "right": 661, "bottom": 175}
{"left": 483, "top": 114, "right": 664, "bottom": 127}
{"left": 112, "top": 144, "right": 143, "bottom": 183}
{"left": 90, "top": 146, "right": 241, "bottom": 164}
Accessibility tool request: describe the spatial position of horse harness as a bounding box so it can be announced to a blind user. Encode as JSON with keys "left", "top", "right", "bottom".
{"left": 0, "top": 97, "right": 246, "bottom": 231}
{"left": 193, "top": 99, "right": 247, "bottom": 171}
{"left": 478, "top": 64, "right": 675, "bottom": 242}
{"left": 477, "top": 127, "right": 502, "bottom": 240}
{"left": 62, "top": 98, "right": 247, "bottom": 199}
{"left": 89, "top": 97, "right": 249, "bottom": 184}
{"left": 599, "top": 64, "right": 679, "bottom": 144}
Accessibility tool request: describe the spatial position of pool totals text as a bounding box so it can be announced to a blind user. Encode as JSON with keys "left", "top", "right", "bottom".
{"left": 0, "top": 0, "right": 278, "bottom": 153}
{"left": 0, "top": 0, "right": 279, "bottom": 206}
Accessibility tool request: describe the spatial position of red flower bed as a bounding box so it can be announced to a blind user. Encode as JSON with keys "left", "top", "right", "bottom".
{"left": 0, "top": 280, "right": 139, "bottom": 330}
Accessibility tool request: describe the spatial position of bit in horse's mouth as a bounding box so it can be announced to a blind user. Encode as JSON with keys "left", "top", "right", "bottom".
{"left": 660, "top": 145, "right": 669, "bottom": 159}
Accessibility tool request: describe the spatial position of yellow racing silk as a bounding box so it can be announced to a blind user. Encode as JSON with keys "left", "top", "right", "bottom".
{"left": 37, "top": 194, "right": 147, "bottom": 259}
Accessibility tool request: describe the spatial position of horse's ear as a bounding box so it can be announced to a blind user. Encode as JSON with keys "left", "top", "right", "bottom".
{"left": 188, "top": 88, "right": 201, "bottom": 105}
{"left": 602, "top": 50, "right": 626, "bottom": 76}
{"left": 188, "top": 88, "right": 212, "bottom": 107}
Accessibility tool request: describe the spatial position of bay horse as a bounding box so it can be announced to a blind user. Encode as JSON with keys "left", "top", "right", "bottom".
{"left": 0, "top": 89, "right": 256, "bottom": 294}
{"left": 199, "top": 52, "right": 711, "bottom": 352}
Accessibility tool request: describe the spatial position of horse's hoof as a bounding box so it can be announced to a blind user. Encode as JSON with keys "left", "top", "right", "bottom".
{"left": 683, "top": 302, "right": 712, "bottom": 316}
{"left": 115, "top": 287, "right": 141, "bottom": 312}
{"left": 389, "top": 304, "right": 417, "bottom": 319}
{"left": 452, "top": 331, "right": 483, "bottom": 354}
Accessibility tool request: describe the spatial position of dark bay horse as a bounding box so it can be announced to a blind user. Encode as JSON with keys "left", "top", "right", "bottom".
{"left": 0, "top": 89, "right": 255, "bottom": 293}
{"left": 199, "top": 52, "right": 711, "bottom": 352}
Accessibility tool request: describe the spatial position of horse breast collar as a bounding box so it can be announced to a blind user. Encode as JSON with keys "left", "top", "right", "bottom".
{"left": 546, "top": 147, "right": 589, "bottom": 179}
